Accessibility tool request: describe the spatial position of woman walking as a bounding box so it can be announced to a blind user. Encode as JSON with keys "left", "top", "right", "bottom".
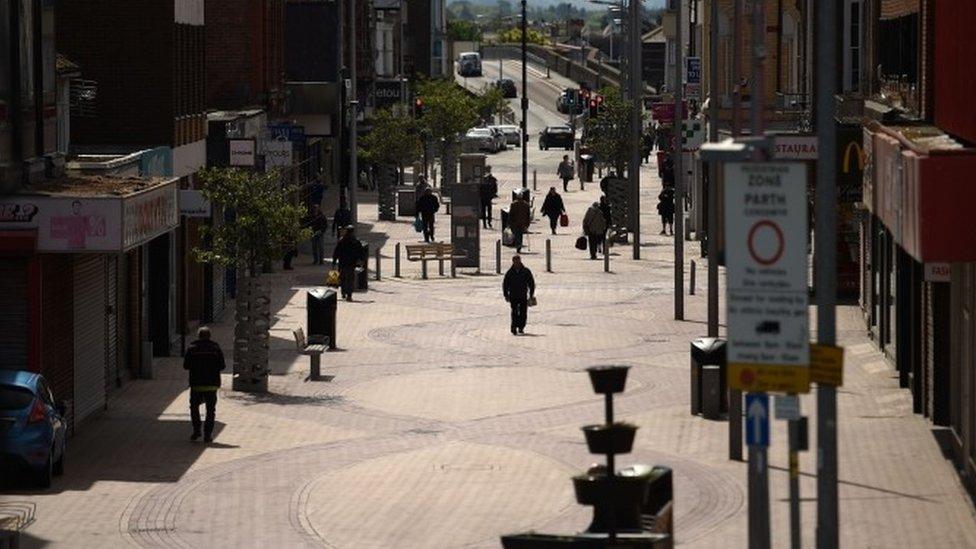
{"left": 540, "top": 187, "right": 566, "bottom": 235}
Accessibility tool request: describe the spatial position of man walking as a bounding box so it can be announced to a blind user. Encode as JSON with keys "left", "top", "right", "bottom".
{"left": 333, "top": 226, "right": 364, "bottom": 300}
{"left": 540, "top": 187, "right": 565, "bottom": 235}
{"left": 416, "top": 188, "right": 441, "bottom": 242}
{"left": 306, "top": 205, "right": 329, "bottom": 265}
{"left": 480, "top": 167, "right": 499, "bottom": 229}
{"left": 582, "top": 201, "right": 608, "bottom": 260}
{"left": 508, "top": 191, "right": 531, "bottom": 253}
{"left": 332, "top": 195, "right": 352, "bottom": 237}
{"left": 557, "top": 155, "right": 575, "bottom": 192}
{"left": 503, "top": 255, "right": 535, "bottom": 335}
{"left": 184, "top": 326, "right": 225, "bottom": 443}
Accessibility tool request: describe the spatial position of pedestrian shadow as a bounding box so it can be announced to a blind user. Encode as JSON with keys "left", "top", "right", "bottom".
{"left": 222, "top": 392, "right": 343, "bottom": 407}
{"left": 0, "top": 420, "right": 228, "bottom": 493}
{"left": 305, "top": 374, "right": 337, "bottom": 383}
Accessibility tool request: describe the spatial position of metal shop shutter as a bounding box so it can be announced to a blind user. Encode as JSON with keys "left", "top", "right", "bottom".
{"left": 105, "top": 256, "right": 120, "bottom": 391}
{"left": 0, "top": 259, "right": 29, "bottom": 369}
{"left": 73, "top": 255, "right": 107, "bottom": 424}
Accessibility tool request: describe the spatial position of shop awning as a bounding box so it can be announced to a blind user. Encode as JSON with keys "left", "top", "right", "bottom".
{"left": 881, "top": 0, "right": 920, "bottom": 20}
{"left": 0, "top": 176, "right": 180, "bottom": 253}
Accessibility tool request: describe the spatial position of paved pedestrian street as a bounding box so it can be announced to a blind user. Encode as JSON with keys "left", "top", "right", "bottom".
{"left": 3, "top": 154, "right": 974, "bottom": 548}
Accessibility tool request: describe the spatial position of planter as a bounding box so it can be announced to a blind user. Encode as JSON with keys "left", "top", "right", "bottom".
{"left": 586, "top": 365, "right": 630, "bottom": 394}
{"left": 572, "top": 472, "right": 648, "bottom": 508}
{"left": 582, "top": 423, "right": 638, "bottom": 455}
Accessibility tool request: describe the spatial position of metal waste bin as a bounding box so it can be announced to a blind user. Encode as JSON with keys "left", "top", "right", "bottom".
{"left": 397, "top": 186, "right": 416, "bottom": 217}
{"left": 580, "top": 154, "right": 594, "bottom": 182}
{"left": 307, "top": 289, "right": 337, "bottom": 350}
{"left": 358, "top": 243, "right": 369, "bottom": 291}
{"left": 690, "top": 337, "right": 727, "bottom": 416}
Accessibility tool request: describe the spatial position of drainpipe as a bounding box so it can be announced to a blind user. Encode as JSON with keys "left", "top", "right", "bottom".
{"left": 34, "top": 0, "right": 44, "bottom": 162}
{"left": 9, "top": 0, "right": 24, "bottom": 176}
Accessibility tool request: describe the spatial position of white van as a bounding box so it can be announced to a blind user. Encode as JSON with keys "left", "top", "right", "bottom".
{"left": 457, "top": 52, "right": 482, "bottom": 77}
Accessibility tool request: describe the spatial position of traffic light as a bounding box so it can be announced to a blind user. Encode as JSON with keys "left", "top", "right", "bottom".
{"left": 414, "top": 97, "right": 424, "bottom": 118}
{"left": 588, "top": 98, "right": 598, "bottom": 118}
{"left": 595, "top": 94, "right": 604, "bottom": 111}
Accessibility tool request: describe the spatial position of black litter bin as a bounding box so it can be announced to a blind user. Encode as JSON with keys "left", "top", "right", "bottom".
{"left": 690, "top": 337, "right": 727, "bottom": 416}
{"left": 357, "top": 243, "right": 369, "bottom": 291}
{"left": 307, "top": 289, "right": 337, "bottom": 349}
{"left": 580, "top": 154, "right": 594, "bottom": 182}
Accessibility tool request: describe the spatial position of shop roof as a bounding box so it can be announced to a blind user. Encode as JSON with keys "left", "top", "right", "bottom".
{"left": 20, "top": 175, "right": 176, "bottom": 198}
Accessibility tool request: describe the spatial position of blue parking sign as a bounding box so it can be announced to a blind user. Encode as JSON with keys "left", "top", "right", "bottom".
{"left": 745, "top": 393, "right": 770, "bottom": 447}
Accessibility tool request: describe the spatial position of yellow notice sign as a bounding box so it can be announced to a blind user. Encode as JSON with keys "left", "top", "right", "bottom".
{"left": 729, "top": 363, "right": 811, "bottom": 394}
{"left": 810, "top": 344, "right": 844, "bottom": 386}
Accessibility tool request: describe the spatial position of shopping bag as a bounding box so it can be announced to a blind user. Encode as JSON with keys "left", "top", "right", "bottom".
{"left": 559, "top": 213, "right": 569, "bottom": 227}
{"left": 326, "top": 269, "right": 340, "bottom": 287}
{"left": 413, "top": 216, "right": 424, "bottom": 233}
{"left": 575, "top": 236, "right": 588, "bottom": 250}
{"left": 528, "top": 296, "right": 538, "bottom": 307}
{"left": 502, "top": 228, "right": 514, "bottom": 247}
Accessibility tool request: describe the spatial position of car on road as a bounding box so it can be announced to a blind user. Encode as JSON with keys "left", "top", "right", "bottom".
{"left": 1, "top": 370, "right": 67, "bottom": 488}
{"left": 492, "top": 125, "right": 521, "bottom": 147}
{"left": 495, "top": 78, "right": 517, "bottom": 98}
{"left": 539, "top": 125, "right": 575, "bottom": 150}
{"left": 457, "top": 52, "right": 482, "bottom": 77}
{"left": 462, "top": 128, "right": 499, "bottom": 153}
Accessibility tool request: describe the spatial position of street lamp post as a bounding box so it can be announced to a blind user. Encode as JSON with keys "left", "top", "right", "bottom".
{"left": 348, "top": 0, "right": 359, "bottom": 224}
{"left": 521, "top": 0, "right": 528, "bottom": 191}
{"left": 628, "top": 0, "right": 641, "bottom": 259}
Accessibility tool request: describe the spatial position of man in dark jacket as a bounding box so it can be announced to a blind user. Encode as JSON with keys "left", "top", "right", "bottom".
{"left": 333, "top": 226, "right": 364, "bottom": 300}
{"left": 416, "top": 188, "right": 441, "bottom": 242}
{"left": 502, "top": 255, "right": 536, "bottom": 335}
{"left": 479, "top": 167, "right": 499, "bottom": 229}
{"left": 508, "top": 194, "right": 531, "bottom": 253}
{"left": 305, "top": 205, "right": 329, "bottom": 265}
{"left": 183, "top": 326, "right": 226, "bottom": 442}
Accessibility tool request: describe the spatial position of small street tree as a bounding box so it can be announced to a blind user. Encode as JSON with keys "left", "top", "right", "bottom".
{"left": 416, "top": 79, "right": 478, "bottom": 186}
{"left": 194, "top": 168, "right": 311, "bottom": 392}
{"left": 583, "top": 86, "right": 634, "bottom": 176}
{"left": 360, "top": 106, "right": 422, "bottom": 185}
{"left": 474, "top": 85, "right": 513, "bottom": 124}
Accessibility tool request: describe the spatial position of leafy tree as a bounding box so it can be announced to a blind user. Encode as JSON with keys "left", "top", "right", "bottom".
{"left": 583, "top": 86, "right": 634, "bottom": 175}
{"left": 447, "top": 19, "right": 483, "bottom": 41}
{"left": 416, "top": 79, "right": 478, "bottom": 184}
{"left": 474, "top": 85, "right": 513, "bottom": 124}
{"left": 194, "top": 168, "right": 311, "bottom": 392}
{"left": 360, "top": 107, "right": 422, "bottom": 184}
{"left": 497, "top": 26, "right": 549, "bottom": 45}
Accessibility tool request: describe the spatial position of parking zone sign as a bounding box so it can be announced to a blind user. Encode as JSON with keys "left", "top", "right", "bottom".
{"left": 725, "top": 163, "right": 810, "bottom": 393}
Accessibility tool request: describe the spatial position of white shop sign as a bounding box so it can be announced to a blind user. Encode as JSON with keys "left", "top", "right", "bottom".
{"left": 179, "top": 189, "right": 211, "bottom": 218}
{"left": 264, "top": 140, "right": 293, "bottom": 169}
{"left": 925, "top": 263, "right": 951, "bottom": 283}
{"left": 725, "top": 162, "right": 810, "bottom": 393}
{"left": 229, "top": 139, "right": 256, "bottom": 167}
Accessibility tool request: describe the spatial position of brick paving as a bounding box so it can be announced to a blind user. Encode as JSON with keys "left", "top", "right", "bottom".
{"left": 3, "top": 152, "right": 976, "bottom": 548}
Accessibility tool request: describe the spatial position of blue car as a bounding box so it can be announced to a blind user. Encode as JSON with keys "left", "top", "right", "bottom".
{"left": 0, "top": 370, "right": 67, "bottom": 488}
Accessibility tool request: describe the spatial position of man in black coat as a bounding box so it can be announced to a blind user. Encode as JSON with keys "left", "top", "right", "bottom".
{"left": 332, "top": 195, "right": 353, "bottom": 237}
{"left": 502, "top": 255, "right": 536, "bottom": 335}
{"left": 415, "top": 188, "right": 441, "bottom": 242}
{"left": 333, "top": 226, "right": 364, "bottom": 300}
{"left": 479, "top": 167, "right": 499, "bottom": 229}
{"left": 183, "top": 326, "right": 226, "bottom": 443}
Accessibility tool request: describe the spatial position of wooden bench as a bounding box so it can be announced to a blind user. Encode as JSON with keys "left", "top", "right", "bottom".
{"left": 293, "top": 327, "right": 329, "bottom": 380}
{"left": 404, "top": 242, "right": 467, "bottom": 279}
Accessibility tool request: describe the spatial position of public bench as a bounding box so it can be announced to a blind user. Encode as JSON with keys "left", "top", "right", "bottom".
{"left": 404, "top": 242, "right": 467, "bottom": 279}
{"left": 292, "top": 327, "right": 329, "bottom": 380}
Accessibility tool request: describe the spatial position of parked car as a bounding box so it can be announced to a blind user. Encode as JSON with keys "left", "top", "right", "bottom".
{"left": 493, "top": 125, "right": 522, "bottom": 147}
{"left": 457, "top": 52, "right": 482, "bottom": 77}
{"left": 539, "top": 125, "right": 575, "bottom": 150}
{"left": 462, "top": 128, "right": 498, "bottom": 153}
{"left": 488, "top": 126, "right": 508, "bottom": 151}
{"left": 0, "top": 370, "right": 67, "bottom": 488}
{"left": 495, "top": 78, "right": 517, "bottom": 98}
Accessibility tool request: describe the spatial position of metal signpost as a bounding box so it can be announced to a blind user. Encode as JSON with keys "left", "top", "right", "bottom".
{"left": 673, "top": 0, "right": 685, "bottom": 321}
{"left": 745, "top": 392, "right": 770, "bottom": 549}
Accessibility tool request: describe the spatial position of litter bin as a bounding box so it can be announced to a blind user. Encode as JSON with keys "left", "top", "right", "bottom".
{"left": 397, "top": 186, "right": 416, "bottom": 217}
{"left": 357, "top": 243, "right": 369, "bottom": 291}
{"left": 307, "top": 289, "right": 337, "bottom": 349}
{"left": 580, "top": 154, "right": 594, "bottom": 182}
{"left": 690, "top": 337, "right": 727, "bottom": 417}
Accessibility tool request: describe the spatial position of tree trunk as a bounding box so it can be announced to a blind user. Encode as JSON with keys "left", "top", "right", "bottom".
{"left": 232, "top": 272, "right": 270, "bottom": 392}
{"left": 441, "top": 139, "right": 458, "bottom": 188}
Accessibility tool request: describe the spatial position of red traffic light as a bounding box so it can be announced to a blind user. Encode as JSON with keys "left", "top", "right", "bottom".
{"left": 595, "top": 95, "right": 604, "bottom": 105}
{"left": 415, "top": 97, "right": 424, "bottom": 108}
{"left": 589, "top": 99, "right": 597, "bottom": 108}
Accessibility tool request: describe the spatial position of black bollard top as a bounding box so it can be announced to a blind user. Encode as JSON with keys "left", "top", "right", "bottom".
{"left": 586, "top": 365, "right": 630, "bottom": 394}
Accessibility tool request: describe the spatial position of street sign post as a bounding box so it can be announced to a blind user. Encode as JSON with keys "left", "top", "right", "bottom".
{"left": 724, "top": 162, "right": 811, "bottom": 394}
{"left": 775, "top": 394, "right": 800, "bottom": 420}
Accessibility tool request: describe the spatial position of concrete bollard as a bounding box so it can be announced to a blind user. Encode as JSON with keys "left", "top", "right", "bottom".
{"left": 532, "top": 169, "right": 537, "bottom": 191}
{"left": 690, "top": 260, "right": 696, "bottom": 295}
{"left": 546, "top": 239, "right": 552, "bottom": 272}
{"left": 451, "top": 257, "right": 457, "bottom": 278}
{"left": 496, "top": 239, "right": 502, "bottom": 274}
{"left": 604, "top": 234, "right": 610, "bottom": 273}
{"left": 375, "top": 248, "right": 382, "bottom": 281}
{"left": 395, "top": 243, "right": 401, "bottom": 278}
{"left": 439, "top": 257, "right": 445, "bottom": 277}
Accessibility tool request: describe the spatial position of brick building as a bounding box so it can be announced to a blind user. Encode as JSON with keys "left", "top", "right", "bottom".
{"left": 206, "top": 0, "right": 285, "bottom": 113}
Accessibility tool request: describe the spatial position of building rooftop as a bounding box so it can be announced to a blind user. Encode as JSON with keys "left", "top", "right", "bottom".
{"left": 21, "top": 175, "right": 174, "bottom": 197}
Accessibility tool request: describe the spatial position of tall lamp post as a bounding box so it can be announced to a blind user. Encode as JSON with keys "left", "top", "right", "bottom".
{"left": 628, "top": 0, "right": 642, "bottom": 259}
{"left": 521, "top": 0, "right": 528, "bottom": 190}
{"left": 348, "top": 0, "right": 359, "bottom": 224}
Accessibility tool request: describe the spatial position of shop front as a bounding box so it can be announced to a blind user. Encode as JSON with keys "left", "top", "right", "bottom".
{"left": 0, "top": 176, "right": 179, "bottom": 428}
